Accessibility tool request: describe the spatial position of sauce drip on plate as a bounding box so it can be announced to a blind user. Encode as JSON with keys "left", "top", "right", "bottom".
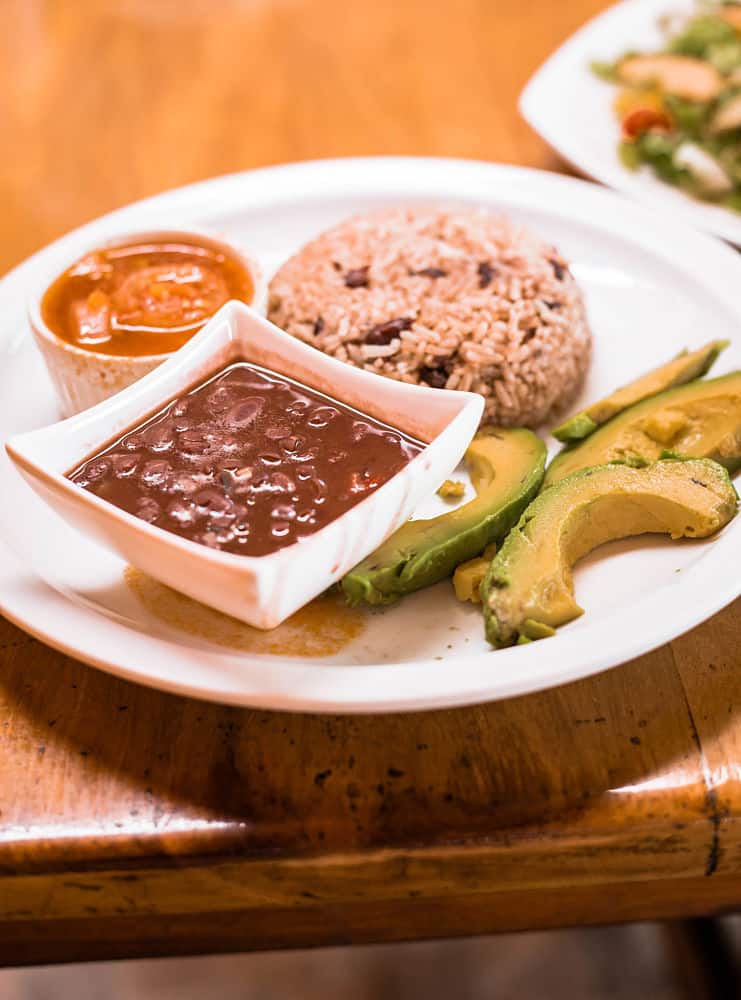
{"left": 42, "top": 237, "right": 253, "bottom": 356}
{"left": 70, "top": 362, "right": 424, "bottom": 557}
{"left": 125, "top": 568, "right": 367, "bottom": 657}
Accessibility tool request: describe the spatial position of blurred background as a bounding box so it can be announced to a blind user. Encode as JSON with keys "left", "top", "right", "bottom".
{"left": 2, "top": 919, "right": 741, "bottom": 999}
{"left": 0, "top": 0, "right": 565, "bottom": 274}
{"left": 3, "top": 1, "right": 741, "bottom": 997}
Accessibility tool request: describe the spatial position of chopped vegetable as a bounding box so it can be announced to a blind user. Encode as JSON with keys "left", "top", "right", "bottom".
{"left": 710, "top": 91, "right": 741, "bottom": 130}
{"left": 593, "top": 4, "right": 741, "bottom": 209}
{"left": 635, "top": 132, "right": 689, "bottom": 185}
{"left": 591, "top": 59, "right": 621, "bottom": 82}
{"left": 664, "top": 94, "right": 712, "bottom": 135}
{"left": 619, "top": 140, "right": 642, "bottom": 169}
{"left": 668, "top": 15, "right": 736, "bottom": 57}
{"left": 621, "top": 107, "right": 673, "bottom": 138}
{"left": 437, "top": 479, "right": 466, "bottom": 499}
{"left": 614, "top": 87, "right": 666, "bottom": 118}
{"left": 674, "top": 140, "right": 734, "bottom": 191}
{"left": 452, "top": 544, "right": 498, "bottom": 604}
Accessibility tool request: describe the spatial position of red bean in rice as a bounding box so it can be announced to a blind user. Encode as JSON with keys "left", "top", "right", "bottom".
{"left": 267, "top": 206, "right": 592, "bottom": 426}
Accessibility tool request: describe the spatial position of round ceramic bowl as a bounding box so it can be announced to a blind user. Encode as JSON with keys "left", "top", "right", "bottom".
{"left": 28, "top": 228, "right": 264, "bottom": 416}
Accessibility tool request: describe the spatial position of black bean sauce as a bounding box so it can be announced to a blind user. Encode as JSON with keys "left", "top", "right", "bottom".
{"left": 69, "top": 362, "right": 423, "bottom": 556}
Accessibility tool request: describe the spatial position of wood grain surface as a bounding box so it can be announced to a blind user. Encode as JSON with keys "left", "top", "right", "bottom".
{"left": 2, "top": 0, "right": 741, "bottom": 967}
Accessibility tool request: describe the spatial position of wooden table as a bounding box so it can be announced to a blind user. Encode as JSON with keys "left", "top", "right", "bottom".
{"left": 2, "top": 0, "right": 741, "bottom": 968}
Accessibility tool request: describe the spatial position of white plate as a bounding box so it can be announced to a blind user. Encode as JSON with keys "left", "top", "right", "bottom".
{"left": 1, "top": 157, "right": 740, "bottom": 712}
{"left": 520, "top": 0, "right": 741, "bottom": 245}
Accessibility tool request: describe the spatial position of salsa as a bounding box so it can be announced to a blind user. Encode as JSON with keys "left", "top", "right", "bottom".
{"left": 41, "top": 237, "right": 253, "bottom": 357}
{"left": 69, "top": 362, "right": 424, "bottom": 557}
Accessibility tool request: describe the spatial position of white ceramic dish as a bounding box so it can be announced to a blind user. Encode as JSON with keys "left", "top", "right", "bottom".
{"left": 7, "top": 302, "right": 481, "bottom": 630}
{"left": 29, "top": 228, "right": 264, "bottom": 416}
{"left": 0, "top": 157, "right": 740, "bottom": 712}
{"left": 520, "top": 0, "right": 741, "bottom": 246}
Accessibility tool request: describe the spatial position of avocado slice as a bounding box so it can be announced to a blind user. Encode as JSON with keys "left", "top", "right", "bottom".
{"left": 483, "top": 458, "right": 738, "bottom": 648}
{"left": 545, "top": 371, "right": 741, "bottom": 488}
{"left": 341, "top": 427, "right": 546, "bottom": 606}
{"left": 552, "top": 340, "right": 728, "bottom": 444}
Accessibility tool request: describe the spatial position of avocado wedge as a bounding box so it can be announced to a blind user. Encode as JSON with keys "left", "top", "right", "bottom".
{"left": 552, "top": 340, "right": 728, "bottom": 443}
{"left": 545, "top": 371, "right": 741, "bottom": 488}
{"left": 483, "top": 459, "right": 738, "bottom": 648}
{"left": 341, "top": 427, "right": 546, "bottom": 606}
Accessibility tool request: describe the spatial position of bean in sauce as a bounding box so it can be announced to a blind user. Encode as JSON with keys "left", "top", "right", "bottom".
{"left": 69, "top": 362, "right": 424, "bottom": 557}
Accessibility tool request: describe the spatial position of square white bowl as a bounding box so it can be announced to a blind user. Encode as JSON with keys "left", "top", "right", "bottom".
{"left": 6, "top": 302, "right": 483, "bottom": 629}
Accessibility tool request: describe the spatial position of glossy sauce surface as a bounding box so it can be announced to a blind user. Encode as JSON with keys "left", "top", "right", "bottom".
{"left": 70, "top": 362, "right": 423, "bottom": 556}
{"left": 41, "top": 238, "right": 253, "bottom": 356}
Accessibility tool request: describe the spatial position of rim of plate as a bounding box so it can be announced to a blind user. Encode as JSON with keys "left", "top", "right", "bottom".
{"left": 1, "top": 156, "right": 740, "bottom": 713}
{"left": 519, "top": 0, "right": 741, "bottom": 246}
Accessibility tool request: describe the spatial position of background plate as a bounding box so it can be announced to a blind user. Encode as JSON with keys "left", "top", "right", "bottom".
{"left": 1, "top": 157, "right": 740, "bottom": 712}
{"left": 520, "top": 0, "right": 741, "bottom": 245}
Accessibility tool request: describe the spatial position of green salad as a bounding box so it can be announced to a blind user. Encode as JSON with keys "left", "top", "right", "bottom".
{"left": 594, "top": 2, "right": 741, "bottom": 210}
